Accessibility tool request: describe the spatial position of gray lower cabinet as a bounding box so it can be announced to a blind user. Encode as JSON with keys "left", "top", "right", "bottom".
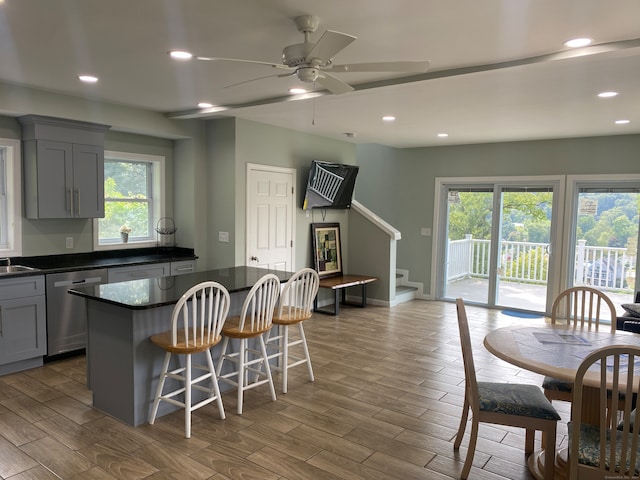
{"left": 0, "top": 276, "right": 46, "bottom": 374}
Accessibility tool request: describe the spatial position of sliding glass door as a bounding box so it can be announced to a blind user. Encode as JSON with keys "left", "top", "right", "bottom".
{"left": 566, "top": 178, "right": 640, "bottom": 314}
{"left": 436, "top": 178, "right": 561, "bottom": 313}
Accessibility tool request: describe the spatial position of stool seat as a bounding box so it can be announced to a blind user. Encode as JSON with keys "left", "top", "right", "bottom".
{"left": 222, "top": 316, "right": 273, "bottom": 338}
{"left": 150, "top": 330, "right": 222, "bottom": 354}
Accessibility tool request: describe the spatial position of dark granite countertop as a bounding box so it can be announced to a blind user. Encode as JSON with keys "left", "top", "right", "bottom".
{"left": 4, "top": 247, "right": 196, "bottom": 277}
{"left": 69, "top": 266, "right": 293, "bottom": 310}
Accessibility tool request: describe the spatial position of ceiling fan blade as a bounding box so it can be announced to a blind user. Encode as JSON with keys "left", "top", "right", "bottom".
{"left": 306, "top": 30, "right": 357, "bottom": 63}
{"left": 315, "top": 72, "right": 354, "bottom": 95}
{"left": 196, "top": 56, "right": 293, "bottom": 70}
{"left": 225, "top": 71, "right": 295, "bottom": 89}
{"left": 327, "top": 60, "right": 431, "bottom": 73}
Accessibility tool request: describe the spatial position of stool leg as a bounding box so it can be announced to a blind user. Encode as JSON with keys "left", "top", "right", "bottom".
{"left": 149, "top": 351, "right": 172, "bottom": 424}
{"left": 282, "top": 325, "right": 289, "bottom": 393}
{"left": 185, "top": 355, "right": 192, "bottom": 438}
{"left": 299, "top": 323, "right": 314, "bottom": 382}
{"left": 206, "top": 349, "right": 225, "bottom": 420}
{"left": 237, "top": 338, "right": 246, "bottom": 415}
{"left": 259, "top": 334, "right": 277, "bottom": 401}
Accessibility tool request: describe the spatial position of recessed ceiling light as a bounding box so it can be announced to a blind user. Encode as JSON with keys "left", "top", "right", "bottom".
{"left": 289, "top": 88, "right": 307, "bottom": 94}
{"left": 597, "top": 91, "right": 619, "bottom": 98}
{"left": 382, "top": 116, "right": 396, "bottom": 122}
{"left": 78, "top": 75, "right": 98, "bottom": 83}
{"left": 169, "top": 50, "right": 193, "bottom": 60}
{"left": 197, "top": 102, "right": 214, "bottom": 108}
{"left": 437, "top": 133, "right": 449, "bottom": 138}
{"left": 564, "top": 37, "right": 593, "bottom": 48}
{"left": 615, "top": 119, "right": 630, "bottom": 125}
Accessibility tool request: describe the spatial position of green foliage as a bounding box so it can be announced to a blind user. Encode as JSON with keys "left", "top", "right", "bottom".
{"left": 99, "top": 161, "right": 151, "bottom": 240}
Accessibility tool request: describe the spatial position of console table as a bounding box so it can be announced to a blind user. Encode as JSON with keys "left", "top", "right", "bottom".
{"left": 313, "top": 274, "right": 378, "bottom": 315}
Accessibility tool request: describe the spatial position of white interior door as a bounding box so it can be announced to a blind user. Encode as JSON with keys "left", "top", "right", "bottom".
{"left": 246, "top": 164, "right": 295, "bottom": 271}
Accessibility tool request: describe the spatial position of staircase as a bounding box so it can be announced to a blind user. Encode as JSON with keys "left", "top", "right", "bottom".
{"left": 395, "top": 270, "right": 419, "bottom": 304}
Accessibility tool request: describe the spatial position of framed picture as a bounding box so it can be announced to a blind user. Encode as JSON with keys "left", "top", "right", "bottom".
{"left": 311, "top": 223, "right": 342, "bottom": 277}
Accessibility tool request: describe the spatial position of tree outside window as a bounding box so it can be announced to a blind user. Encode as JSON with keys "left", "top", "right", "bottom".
{"left": 96, "top": 152, "right": 164, "bottom": 247}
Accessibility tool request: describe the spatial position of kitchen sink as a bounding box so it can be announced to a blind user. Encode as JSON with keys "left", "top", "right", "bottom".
{"left": 0, "top": 265, "right": 39, "bottom": 274}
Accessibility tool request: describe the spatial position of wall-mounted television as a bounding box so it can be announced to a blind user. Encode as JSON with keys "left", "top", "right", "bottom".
{"left": 302, "top": 161, "right": 359, "bottom": 210}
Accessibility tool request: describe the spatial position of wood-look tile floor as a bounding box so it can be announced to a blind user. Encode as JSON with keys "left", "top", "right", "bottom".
{"left": 0, "top": 300, "right": 571, "bottom": 479}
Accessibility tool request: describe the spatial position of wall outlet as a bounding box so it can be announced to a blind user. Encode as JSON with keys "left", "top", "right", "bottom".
{"left": 65, "top": 237, "right": 73, "bottom": 249}
{"left": 218, "top": 231, "right": 229, "bottom": 242}
{"left": 421, "top": 227, "right": 432, "bottom": 236}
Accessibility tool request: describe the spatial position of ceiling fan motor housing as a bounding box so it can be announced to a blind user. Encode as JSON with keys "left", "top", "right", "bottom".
{"left": 282, "top": 43, "right": 314, "bottom": 67}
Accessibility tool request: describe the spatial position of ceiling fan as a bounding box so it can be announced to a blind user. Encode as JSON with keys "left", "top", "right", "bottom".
{"left": 195, "top": 15, "right": 430, "bottom": 95}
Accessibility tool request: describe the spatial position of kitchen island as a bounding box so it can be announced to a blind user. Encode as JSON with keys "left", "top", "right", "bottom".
{"left": 70, "top": 266, "right": 293, "bottom": 427}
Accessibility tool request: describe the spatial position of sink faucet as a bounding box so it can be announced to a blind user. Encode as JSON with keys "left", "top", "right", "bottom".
{"left": 0, "top": 258, "right": 10, "bottom": 266}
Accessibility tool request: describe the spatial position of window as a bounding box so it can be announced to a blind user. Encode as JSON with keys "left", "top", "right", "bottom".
{"left": 94, "top": 151, "right": 164, "bottom": 248}
{"left": 0, "top": 138, "right": 22, "bottom": 257}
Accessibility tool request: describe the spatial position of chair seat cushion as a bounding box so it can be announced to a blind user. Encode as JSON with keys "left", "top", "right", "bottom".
{"left": 569, "top": 421, "right": 640, "bottom": 475}
{"left": 542, "top": 375, "right": 573, "bottom": 393}
{"left": 477, "top": 382, "right": 560, "bottom": 420}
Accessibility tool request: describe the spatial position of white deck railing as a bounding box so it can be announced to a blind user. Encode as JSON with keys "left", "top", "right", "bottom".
{"left": 447, "top": 235, "right": 635, "bottom": 292}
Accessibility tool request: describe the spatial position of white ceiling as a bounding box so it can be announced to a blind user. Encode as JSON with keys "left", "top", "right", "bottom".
{"left": 1, "top": 0, "right": 639, "bottom": 148}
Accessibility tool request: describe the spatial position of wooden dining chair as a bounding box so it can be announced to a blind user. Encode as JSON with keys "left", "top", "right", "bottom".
{"left": 264, "top": 268, "right": 319, "bottom": 393}
{"left": 454, "top": 298, "right": 560, "bottom": 480}
{"left": 543, "top": 286, "right": 617, "bottom": 404}
{"left": 569, "top": 344, "right": 640, "bottom": 479}
{"left": 216, "top": 273, "right": 280, "bottom": 414}
{"left": 148, "top": 281, "right": 230, "bottom": 438}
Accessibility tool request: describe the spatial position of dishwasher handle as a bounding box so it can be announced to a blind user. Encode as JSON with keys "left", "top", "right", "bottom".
{"left": 54, "top": 276, "right": 104, "bottom": 288}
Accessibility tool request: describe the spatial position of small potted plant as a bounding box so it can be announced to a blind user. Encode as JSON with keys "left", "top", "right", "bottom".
{"left": 119, "top": 224, "right": 132, "bottom": 243}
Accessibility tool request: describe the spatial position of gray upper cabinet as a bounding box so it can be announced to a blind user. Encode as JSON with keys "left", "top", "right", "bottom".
{"left": 19, "top": 115, "right": 110, "bottom": 219}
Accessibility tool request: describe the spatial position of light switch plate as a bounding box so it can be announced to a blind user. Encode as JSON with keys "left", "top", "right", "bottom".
{"left": 66, "top": 237, "right": 73, "bottom": 249}
{"left": 421, "top": 228, "right": 432, "bottom": 236}
{"left": 218, "top": 231, "right": 229, "bottom": 242}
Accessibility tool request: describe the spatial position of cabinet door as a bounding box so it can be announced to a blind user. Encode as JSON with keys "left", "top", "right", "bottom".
{"left": 73, "top": 144, "right": 104, "bottom": 218}
{"left": 35, "top": 140, "right": 74, "bottom": 218}
{"left": 0, "top": 296, "right": 47, "bottom": 365}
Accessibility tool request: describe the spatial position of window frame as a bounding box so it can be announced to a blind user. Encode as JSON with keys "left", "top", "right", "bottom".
{"left": 0, "top": 138, "right": 22, "bottom": 257}
{"left": 94, "top": 151, "right": 165, "bottom": 250}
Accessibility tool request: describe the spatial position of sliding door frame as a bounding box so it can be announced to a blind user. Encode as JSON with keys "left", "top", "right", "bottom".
{"left": 432, "top": 175, "right": 565, "bottom": 313}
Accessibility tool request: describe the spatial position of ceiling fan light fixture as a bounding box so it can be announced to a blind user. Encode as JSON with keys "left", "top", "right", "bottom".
{"left": 597, "top": 91, "right": 618, "bottom": 98}
{"left": 169, "top": 50, "right": 193, "bottom": 60}
{"left": 563, "top": 37, "right": 593, "bottom": 48}
{"left": 78, "top": 75, "right": 98, "bottom": 83}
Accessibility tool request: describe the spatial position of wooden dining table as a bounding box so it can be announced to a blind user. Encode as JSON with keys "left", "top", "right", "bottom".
{"left": 484, "top": 324, "right": 640, "bottom": 479}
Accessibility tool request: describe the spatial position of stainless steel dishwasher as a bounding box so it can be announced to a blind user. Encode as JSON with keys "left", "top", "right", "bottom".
{"left": 45, "top": 268, "right": 108, "bottom": 357}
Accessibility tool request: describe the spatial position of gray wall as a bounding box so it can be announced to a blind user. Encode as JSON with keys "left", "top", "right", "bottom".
{"left": 355, "top": 135, "right": 640, "bottom": 294}
{"left": 209, "top": 117, "right": 357, "bottom": 271}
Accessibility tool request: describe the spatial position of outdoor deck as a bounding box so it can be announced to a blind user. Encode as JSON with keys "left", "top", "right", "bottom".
{"left": 445, "top": 277, "right": 633, "bottom": 318}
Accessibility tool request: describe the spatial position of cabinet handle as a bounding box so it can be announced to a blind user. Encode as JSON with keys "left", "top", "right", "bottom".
{"left": 75, "top": 188, "right": 80, "bottom": 216}
{"left": 67, "top": 188, "right": 73, "bottom": 214}
{"left": 0, "top": 305, "right": 3, "bottom": 337}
